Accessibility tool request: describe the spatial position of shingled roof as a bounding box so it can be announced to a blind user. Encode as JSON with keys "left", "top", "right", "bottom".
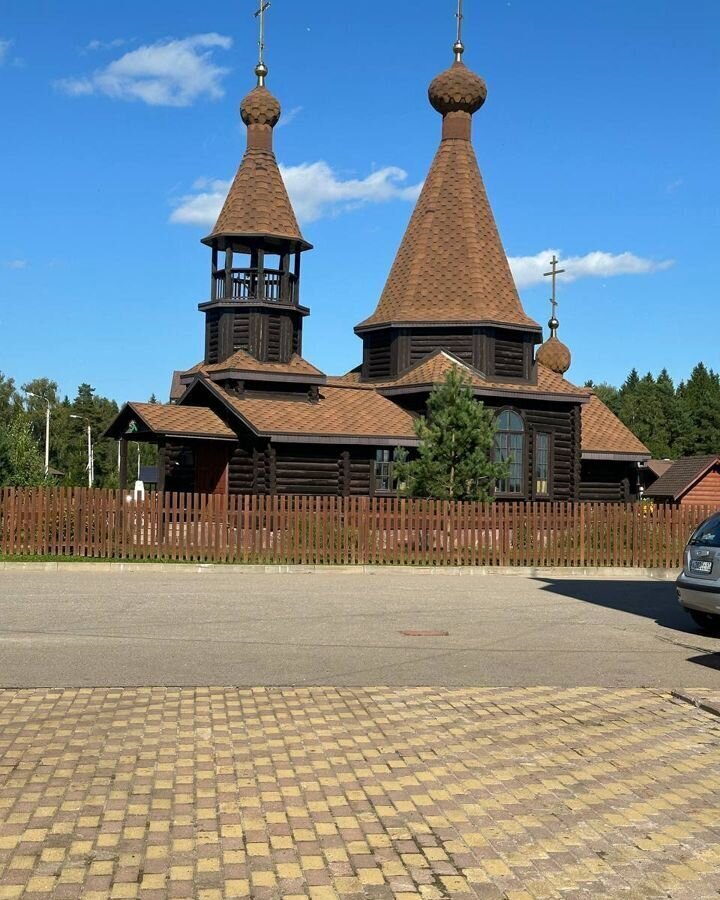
{"left": 646, "top": 455, "right": 720, "bottom": 500}
{"left": 206, "top": 382, "right": 418, "bottom": 445}
{"left": 105, "top": 402, "right": 236, "bottom": 441}
{"left": 204, "top": 84, "right": 308, "bottom": 248}
{"left": 581, "top": 394, "right": 651, "bottom": 460}
{"left": 356, "top": 57, "right": 539, "bottom": 333}
{"left": 377, "top": 350, "right": 587, "bottom": 402}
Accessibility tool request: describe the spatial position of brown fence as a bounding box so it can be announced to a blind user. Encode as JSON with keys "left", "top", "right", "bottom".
{"left": 1, "top": 488, "right": 714, "bottom": 568}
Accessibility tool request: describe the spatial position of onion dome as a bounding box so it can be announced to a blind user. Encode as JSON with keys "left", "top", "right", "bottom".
{"left": 536, "top": 317, "right": 572, "bottom": 375}
{"left": 429, "top": 61, "right": 487, "bottom": 116}
{"left": 240, "top": 84, "right": 281, "bottom": 128}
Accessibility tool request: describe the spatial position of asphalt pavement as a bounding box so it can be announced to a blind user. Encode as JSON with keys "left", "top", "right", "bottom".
{"left": 1, "top": 568, "right": 719, "bottom": 688}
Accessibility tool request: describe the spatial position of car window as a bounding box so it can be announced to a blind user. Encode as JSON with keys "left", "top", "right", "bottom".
{"left": 689, "top": 516, "right": 720, "bottom": 548}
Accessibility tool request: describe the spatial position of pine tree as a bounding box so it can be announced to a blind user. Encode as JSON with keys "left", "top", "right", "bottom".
{"left": 678, "top": 364, "right": 720, "bottom": 455}
{"left": 395, "top": 367, "right": 509, "bottom": 501}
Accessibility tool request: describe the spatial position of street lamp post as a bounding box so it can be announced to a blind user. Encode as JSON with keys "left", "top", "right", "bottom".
{"left": 70, "top": 415, "right": 93, "bottom": 488}
{"left": 24, "top": 391, "right": 51, "bottom": 477}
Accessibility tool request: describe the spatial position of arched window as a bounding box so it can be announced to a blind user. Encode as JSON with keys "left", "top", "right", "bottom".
{"left": 495, "top": 409, "right": 525, "bottom": 495}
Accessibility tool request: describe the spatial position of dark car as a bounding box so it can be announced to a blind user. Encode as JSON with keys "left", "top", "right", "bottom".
{"left": 677, "top": 512, "right": 720, "bottom": 632}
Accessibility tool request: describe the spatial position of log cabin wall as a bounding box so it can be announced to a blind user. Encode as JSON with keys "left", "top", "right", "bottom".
{"left": 681, "top": 465, "right": 720, "bottom": 506}
{"left": 203, "top": 306, "right": 303, "bottom": 366}
{"left": 165, "top": 443, "right": 196, "bottom": 492}
{"left": 579, "top": 460, "right": 637, "bottom": 501}
{"left": 273, "top": 445, "right": 374, "bottom": 496}
{"left": 487, "top": 329, "right": 536, "bottom": 381}
{"left": 407, "top": 329, "right": 474, "bottom": 368}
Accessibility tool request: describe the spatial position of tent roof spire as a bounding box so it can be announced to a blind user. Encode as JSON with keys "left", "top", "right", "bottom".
{"left": 204, "top": 1, "right": 309, "bottom": 249}
{"left": 356, "top": 5, "right": 538, "bottom": 333}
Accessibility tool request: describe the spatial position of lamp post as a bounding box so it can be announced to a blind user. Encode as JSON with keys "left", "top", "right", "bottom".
{"left": 70, "top": 415, "right": 93, "bottom": 487}
{"left": 24, "top": 391, "right": 51, "bottom": 477}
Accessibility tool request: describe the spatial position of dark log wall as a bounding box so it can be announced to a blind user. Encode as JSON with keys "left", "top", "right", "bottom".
{"left": 204, "top": 307, "right": 303, "bottom": 365}
{"left": 232, "top": 314, "right": 250, "bottom": 355}
{"left": 361, "top": 326, "right": 539, "bottom": 382}
{"left": 165, "top": 443, "right": 195, "bottom": 493}
{"left": 522, "top": 403, "right": 580, "bottom": 501}
{"left": 580, "top": 460, "right": 637, "bottom": 501}
{"left": 494, "top": 336, "right": 525, "bottom": 378}
{"left": 229, "top": 445, "right": 254, "bottom": 494}
{"left": 362, "top": 331, "right": 393, "bottom": 381}
{"left": 408, "top": 330, "right": 474, "bottom": 366}
{"left": 205, "top": 313, "right": 220, "bottom": 364}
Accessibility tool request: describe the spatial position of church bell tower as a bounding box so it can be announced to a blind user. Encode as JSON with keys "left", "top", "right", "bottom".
{"left": 199, "top": 8, "right": 312, "bottom": 366}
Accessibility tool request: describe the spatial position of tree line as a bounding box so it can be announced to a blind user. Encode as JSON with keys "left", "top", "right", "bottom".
{"left": 586, "top": 362, "right": 720, "bottom": 460}
{"left": 0, "top": 373, "right": 157, "bottom": 488}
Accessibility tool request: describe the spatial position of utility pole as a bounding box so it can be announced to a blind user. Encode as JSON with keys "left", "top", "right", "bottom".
{"left": 70, "top": 415, "right": 93, "bottom": 487}
{"left": 24, "top": 391, "right": 51, "bottom": 477}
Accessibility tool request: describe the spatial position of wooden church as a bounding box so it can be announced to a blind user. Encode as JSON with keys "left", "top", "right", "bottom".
{"left": 107, "top": 18, "right": 649, "bottom": 501}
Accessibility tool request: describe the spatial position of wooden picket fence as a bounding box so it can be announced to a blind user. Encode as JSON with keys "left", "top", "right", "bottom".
{"left": 0, "top": 488, "right": 714, "bottom": 568}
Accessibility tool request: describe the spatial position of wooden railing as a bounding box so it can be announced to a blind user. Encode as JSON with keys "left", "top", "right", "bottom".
{"left": 214, "top": 268, "right": 297, "bottom": 304}
{"left": 0, "top": 488, "right": 713, "bottom": 567}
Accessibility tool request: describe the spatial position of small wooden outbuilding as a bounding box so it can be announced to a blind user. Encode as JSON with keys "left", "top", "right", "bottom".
{"left": 646, "top": 455, "right": 720, "bottom": 506}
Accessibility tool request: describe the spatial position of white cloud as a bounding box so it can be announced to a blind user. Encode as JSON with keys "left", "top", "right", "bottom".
{"left": 170, "top": 162, "right": 423, "bottom": 226}
{"left": 56, "top": 33, "right": 232, "bottom": 107}
{"left": 3, "top": 259, "right": 29, "bottom": 270}
{"left": 276, "top": 105, "right": 303, "bottom": 129}
{"left": 508, "top": 249, "right": 674, "bottom": 289}
{"left": 0, "top": 39, "right": 10, "bottom": 65}
{"left": 83, "top": 38, "right": 133, "bottom": 53}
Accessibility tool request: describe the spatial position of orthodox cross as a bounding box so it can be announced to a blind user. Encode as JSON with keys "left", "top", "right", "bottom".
{"left": 543, "top": 254, "right": 565, "bottom": 322}
{"left": 454, "top": 0, "right": 465, "bottom": 59}
{"left": 456, "top": 0, "right": 464, "bottom": 44}
{"left": 254, "top": 1, "right": 271, "bottom": 67}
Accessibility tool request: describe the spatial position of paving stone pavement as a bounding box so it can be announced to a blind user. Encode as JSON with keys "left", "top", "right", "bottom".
{"left": 1, "top": 686, "right": 720, "bottom": 899}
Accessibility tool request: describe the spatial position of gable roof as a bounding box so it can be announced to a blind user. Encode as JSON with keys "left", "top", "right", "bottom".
{"left": 646, "top": 459, "right": 674, "bottom": 479}
{"left": 105, "top": 402, "right": 236, "bottom": 441}
{"left": 646, "top": 455, "right": 720, "bottom": 500}
{"left": 356, "top": 137, "right": 539, "bottom": 333}
{"left": 376, "top": 350, "right": 588, "bottom": 402}
{"left": 580, "top": 394, "right": 651, "bottom": 460}
{"left": 202, "top": 381, "right": 418, "bottom": 446}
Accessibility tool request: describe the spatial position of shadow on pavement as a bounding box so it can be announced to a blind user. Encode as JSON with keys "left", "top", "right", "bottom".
{"left": 535, "top": 578, "right": 699, "bottom": 634}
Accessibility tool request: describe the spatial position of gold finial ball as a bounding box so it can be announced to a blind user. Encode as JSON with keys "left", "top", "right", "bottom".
{"left": 240, "top": 85, "right": 281, "bottom": 127}
{"left": 254, "top": 62, "right": 269, "bottom": 81}
{"left": 548, "top": 316, "right": 560, "bottom": 332}
{"left": 537, "top": 336, "right": 572, "bottom": 375}
{"left": 429, "top": 61, "right": 487, "bottom": 116}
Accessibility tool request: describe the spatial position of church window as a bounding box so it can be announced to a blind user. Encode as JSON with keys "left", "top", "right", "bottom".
{"left": 534, "top": 432, "right": 551, "bottom": 497}
{"left": 495, "top": 410, "right": 525, "bottom": 495}
{"left": 374, "top": 449, "right": 396, "bottom": 493}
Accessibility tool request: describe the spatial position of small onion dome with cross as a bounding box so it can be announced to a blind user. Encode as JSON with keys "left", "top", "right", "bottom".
{"left": 536, "top": 319, "right": 572, "bottom": 375}
{"left": 241, "top": 82, "right": 281, "bottom": 128}
{"left": 428, "top": 59, "right": 487, "bottom": 116}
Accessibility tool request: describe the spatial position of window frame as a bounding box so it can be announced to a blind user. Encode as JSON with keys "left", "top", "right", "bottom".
{"left": 494, "top": 407, "right": 527, "bottom": 498}
{"left": 373, "top": 447, "right": 397, "bottom": 495}
{"left": 532, "top": 430, "right": 553, "bottom": 500}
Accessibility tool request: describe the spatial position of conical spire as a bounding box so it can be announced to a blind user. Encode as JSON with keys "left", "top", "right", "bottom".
{"left": 204, "top": 19, "right": 307, "bottom": 248}
{"left": 356, "top": 27, "right": 538, "bottom": 332}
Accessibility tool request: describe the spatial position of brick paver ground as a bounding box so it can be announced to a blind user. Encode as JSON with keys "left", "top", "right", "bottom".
{"left": 1, "top": 687, "right": 720, "bottom": 899}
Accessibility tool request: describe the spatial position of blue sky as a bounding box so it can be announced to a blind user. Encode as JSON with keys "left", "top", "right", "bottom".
{"left": 1, "top": 0, "right": 718, "bottom": 403}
